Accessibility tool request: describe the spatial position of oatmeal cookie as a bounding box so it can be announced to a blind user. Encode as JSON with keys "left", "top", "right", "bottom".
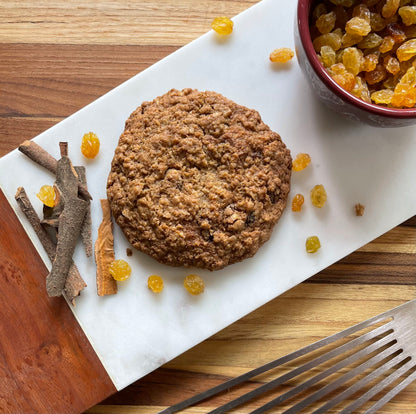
{"left": 107, "top": 88, "right": 292, "bottom": 270}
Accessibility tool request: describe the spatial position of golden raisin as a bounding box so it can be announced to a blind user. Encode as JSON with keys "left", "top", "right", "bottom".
{"left": 184, "top": 274, "right": 205, "bottom": 295}
{"left": 316, "top": 11, "right": 337, "bottom": 34}
{"left": 341, "top": 32, "right": 363, "bottom": 47}
{"left": 333, "top": 71, "right": 356, "bottom": 91}
{"left": 370, "top": 12, "right": 386, "bottom": 32}
{"left": 109, "top": 259, "right": 131, "bottom": 281}
{"left": 310, "top": 184, "right": 327, "bottom": 208}
{"left": 343, "top": 47, "right": 364, "bottom": 75}
{"left": 211, "top": 16, "right": 233, "bottom": 35}
{"left": 292, "top": 194, "right": 305, "bottom": 212}
{"left": 352, "top": 76, "right": 371, "bottom": 102}
{"left": 399, "top": 6, "right": 416, "bottom": 25}
{"left": 396, "top": 39, "right": 416, "bottom": 61}
{"left": 386, "top": 22, "right": 407, "bottom": 43}
{"left": 36, "top": 185, "right": 56, "bottom": 207}
{"left": 320, "top": 45, "right": 336, "bottom": 67}
{"left": 353, "top": 4, "right": 371, "bottom": 22}
{"left": 391, "top": 83, "right": 416, "bottom": 107}
{"left": 81, "top": 132, "right": 100, "bottom": 159}
{"left": 371, "top": 88, "right": 395, "bottom": 104}
{"left": 357, "top": 33, "right": 383, "bottom": 49}
{"left": 384, "top": 55, "right": 401, "bottom": 74}
{"left": 313, "top": 3, "right": 328, "bottom": 20}
{"left": 379, "top": 36, "right": 395, "bottom": 53}
{"left": 345, "top": 17, "right": 372, "bottom": 36}
{"left": 313, "top": 32, "right": 342, "bottom": 52}
{"left": 365, "top": 63, "right": 387, "bottom": 85}
{"left": 306, "top": 236, "right": 321, "bottom": 253}
{"left": 269, "top": 47, "right": 294, "bottom": 63}
{"left": 382, "top": 0, "right": 400, "bottom": 19}
{"left": 292, "top": 153, "right": 311, "bottom": 171}
{"left": 361, "top": 53, "right": 378, "bottom": 71}
{"left": 148, "top": 275, "right": 164, "bottom": 293}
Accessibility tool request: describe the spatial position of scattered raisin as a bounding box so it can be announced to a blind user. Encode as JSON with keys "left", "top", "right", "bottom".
{"left": 306, "top": 236, "right": 321, "bottom": 253}
{"left": 36, "top": 185, "right": 55, "bottom": 207}
{"left": 81, "top": 132, "right": 100, "bottom": 159}
{"left": 310, "top": 184, "right": 327, "bottom": 208}
{"left": 292, "top": 153, "right": 311, "bottom": 171}
{"left": 148, "top": 275, "right": 164, "bottom": 293}
{"left": 109, "top": 259, "right": 131, "bottom": 281}
{"left": 184, "top": 274, "right": 205, "bottom": 295}
{"left": 292, "top": 194, "right": 305, "bottom": 212}
{"left": 269, "top": 47, "right": 295, "bottom": 63}
{"left": 211, "top": 16, "right": 233, "bottom": 35}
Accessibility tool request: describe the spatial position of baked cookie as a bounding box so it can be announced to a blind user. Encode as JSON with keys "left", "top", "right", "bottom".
{"left": 107, "top": 88, "right": 292, "bottom": 270}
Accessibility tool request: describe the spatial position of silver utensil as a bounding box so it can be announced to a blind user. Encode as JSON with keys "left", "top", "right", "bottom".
{"left": 160, "top": 299, "right": 416, "bottom": 413}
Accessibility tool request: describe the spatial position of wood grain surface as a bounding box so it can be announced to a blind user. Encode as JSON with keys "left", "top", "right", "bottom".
{"left": 0, "top": 189, "right": 116, "bottom": 414}
{"left": 0, "top": 1, "right": 415, "bottom": 413}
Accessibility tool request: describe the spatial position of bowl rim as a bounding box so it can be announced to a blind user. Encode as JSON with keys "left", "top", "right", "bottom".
{"left": 297, "top": 0, "right": 416, "bottom": 120}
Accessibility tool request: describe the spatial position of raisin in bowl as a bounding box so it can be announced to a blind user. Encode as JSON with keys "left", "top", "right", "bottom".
{"left": 295, "top": 0, "right": 416, "bottom": 127}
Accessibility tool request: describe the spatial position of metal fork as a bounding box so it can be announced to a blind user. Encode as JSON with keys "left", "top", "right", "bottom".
{"left": 160, "top": 299, "right": 416, "bottom": 414}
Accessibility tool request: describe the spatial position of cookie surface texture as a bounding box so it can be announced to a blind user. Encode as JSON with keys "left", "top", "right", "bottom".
{"left": 107, "top": 88, "right": 292, "bottom": 270}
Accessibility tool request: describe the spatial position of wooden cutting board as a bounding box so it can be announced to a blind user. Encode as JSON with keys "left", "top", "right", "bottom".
{"left": 0, "top": 188, "right": 116, "bottom": 413}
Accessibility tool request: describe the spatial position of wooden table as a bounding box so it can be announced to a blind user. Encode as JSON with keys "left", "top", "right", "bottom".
{"left": 1, "top": 1, "right": 415, "bottom": 413}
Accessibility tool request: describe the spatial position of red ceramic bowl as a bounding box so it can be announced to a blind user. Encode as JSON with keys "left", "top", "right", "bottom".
{"left": 295, "top": 0, "right": 416, "bottom": 127}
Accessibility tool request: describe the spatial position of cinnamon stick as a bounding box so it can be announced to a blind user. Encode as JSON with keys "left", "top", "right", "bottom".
{"left": 15, "top": 187, "right": 86, "bottom": 305}
{"left": 46, "top": 156, "right": 89, "bottom": 297}
{"left": 18, "top": 140, "right": 92, "bottom": 201}
{"left": 95, "top": 199, "right": 117, "bottom": 296}
{"left": 18, "top": 140, "right": 57, "bottom": 175}
{"left": 75, "top": 166, "right": 93, "bottom": 257}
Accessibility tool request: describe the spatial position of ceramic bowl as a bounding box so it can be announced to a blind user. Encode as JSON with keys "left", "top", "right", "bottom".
{"left": 295, "top": 0, "right": 416, "bottom": 128}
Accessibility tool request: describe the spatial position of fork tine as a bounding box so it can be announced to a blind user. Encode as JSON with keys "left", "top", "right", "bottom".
{"left": 340, "top": 358, "right": 416, "bottom": 414}
{"left": 159, "top": 316, "right": 393, "bottom": 414}
{"left": 208, "top": 324, "right": 395, "bottom": 414}
{"left": 364, "top": 367, "right": 416, "bottom": 414}
{"left": 249, "top": 338, "right": 401, "bottom": 414}
{"left": 312, "top": 351, "right": 405, "bottom": 413}
{"left": 159, "top": 301, "right": 415, "bottom": 414}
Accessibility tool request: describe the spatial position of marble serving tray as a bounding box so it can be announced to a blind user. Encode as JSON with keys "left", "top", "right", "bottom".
{"left": 1, "top": 0, "right": 416, "bottom": 392}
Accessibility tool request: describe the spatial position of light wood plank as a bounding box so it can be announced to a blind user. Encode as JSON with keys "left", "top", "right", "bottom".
{"left": 0, "top": 0, "right": 259, "bottom": 46}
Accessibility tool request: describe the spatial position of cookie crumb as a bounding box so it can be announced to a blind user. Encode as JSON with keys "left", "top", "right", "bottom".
{"left": 126, "top": 248, "right": 133, "bottom": 257}
{"left": 355, "top": 203, "right": 365, "bottom": 216}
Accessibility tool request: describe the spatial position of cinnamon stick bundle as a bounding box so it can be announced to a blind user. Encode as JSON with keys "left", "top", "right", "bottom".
{"left": 15, "top": 187, "right": 86, "bottom": 305}
{"left": 18, "top": 140, "right": 92, "bottom": 201}
{"left": 46, "top": 156, "right": 89, "bottom": 297}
